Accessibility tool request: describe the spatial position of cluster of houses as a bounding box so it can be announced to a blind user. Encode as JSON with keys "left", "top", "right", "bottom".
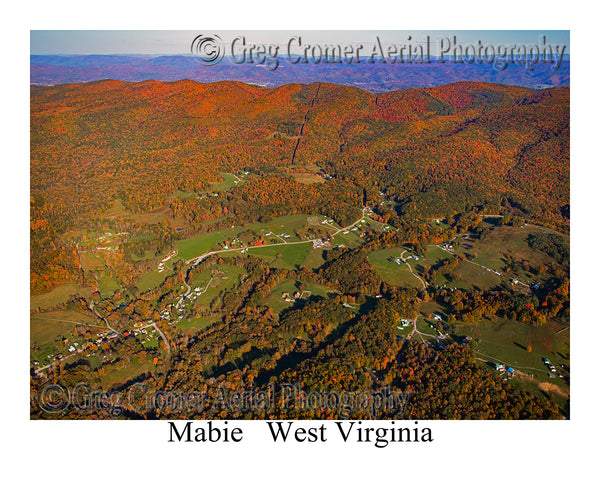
{"left": 58, "top": 329, "right": 122, "bottom": 359}
{"left": 542, "top": 357, "right": 563, "bottom": 378}
{"left": 440, "top": 243, "right": 454, "bottom": 253}
{"left": 388, "top": 254, "right": 420, "bottom": 266}
{"left": 281, "top": 290, "right": 311, "bottom": 303}
{"left": 96, "top": 232, "right": 129, "bottom": 242}
{"left": 90, "top": 232, "right": 129, "bottom": 252}
{"left": 158, "top": 250, "right": 178, "bottom": 272}
{"left": 220, "top": 231, "right": 298, "bottom": 253}
{"left": 495, "top": 364, "right": 516, "bottom": 377}
{"left": 37, "top": 315, "right": 168, "bottom": 371}
{"left": 312, "top": 238, "right": 331, "bottom": 249}
{"left": 96, "top": 245, "right": 117, "bottom": 251}
{"left": 221, "top": 238, "right": 245, "bottom": 250}
{"left": 64, "top": 330, "right": 115, "bottom": 355}
{"left": 138, "top": 329, "right": 156, "bottom": 345}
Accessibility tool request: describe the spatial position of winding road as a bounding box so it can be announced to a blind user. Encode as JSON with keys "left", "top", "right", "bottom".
{"left": 174, "top": 208, "right": 370, "bottom": 320}
{"left": 400, "top": 250, "right": 428, "bottom": 290}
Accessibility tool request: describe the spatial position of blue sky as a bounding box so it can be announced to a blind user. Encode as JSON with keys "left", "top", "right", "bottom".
{"left": 31, "top": 30, "right": 569, "bottom": 55}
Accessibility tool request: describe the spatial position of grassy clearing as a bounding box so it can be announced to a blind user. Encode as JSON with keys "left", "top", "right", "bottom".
{"left": 97, "top": 275, "right": 120, "bottom": 296}
{"left": 367, "top": 248, "right": 422, "bottom": 288}
{"left": 189, "top": 268, "right": 216, "bottom": 289}
{"left": 331, "top": 230, "right": 363, "bottom": 248}
{"left": 395, "top": 320, "right": 412, "bottom": 338}
{"left": 98, "top": 358, "right": 155, "bottom": 389}
{"left": 302, "top": 248, "right": 327, "bottom": 270}
{"left": 363, "top": 217, "right": 390, "bottom": 232}
{"left": 31, "top": 318, "right": 74, "bottom": 347}
{"left": 30, "top": 311, "right": 106, "bottom": 364}
{"left": 187, "top": 264, "right": 247, "bottom": 310}
{"left": 177, "top": 229, "right": 243, "bottom": 259}
{"left": 141, "top": 337, "right": 160, "bottom": 350}
{"left": 31, "top": 284, "right": 90, "bottom": 311}
{"left": 102, "top": 199, "right": 128, "bottom": 219}
{"left": 262, "top": 278, "right": 336, "bottom": 314}
{"left": 419, "top": 301, "right": 448, "bottom": 319}
{"left": 169, "top": 190, "right": 196, "bottom": 200}
{"left": 211, "top": 173, "right": 244, "bottom": 192}
{"left": 178, "top": 212, "right": 378, "bottom": 263}
{"left": 136, "top": 269, "right": 170, "bottom": 292}
{"left": 447, "top": 261, "right": 504, "bottom": 290}
{"left": 248, "top": 243, "right": 311, "bottom": 270}
{"left": 80, "top": 252, "right": 104, "bottom": 270}
{"left": 457, "top": 225, "right": 568, "bottom": 280}
{"left": 256, "top": 214, "right": 313, "bottom": 236}
{"left": 451, "top": 318, "right": 569, "bottom": 375}
{"left": 31, "top": 310, "right": 101, "bottom": 345}
{"left": 101, "top": 199, "right": 182, "bottom": 228}
{"left": 424, "top": 246, "right": 454, "bottom": 263}
{"left": 177, "top": 215, "right": 316, "bottom": 260}
{"left": 409, "top": 247, "right": 454, "bottom": 279}
{"left": 290, "top": 172, "right": 325, "bottom": 184}
{"left": 130, "top": 250, "right": 160, "bottom": 262}
{"left": 416, "top": 317, "right": 439, "bottom": 336}
{"left": 129, "top": 207, "right": 171, "bottom": 225}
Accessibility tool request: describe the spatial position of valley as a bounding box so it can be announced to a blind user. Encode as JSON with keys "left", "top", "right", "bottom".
{"left": 30, "top": 79, "right": 569, "bottom": 419}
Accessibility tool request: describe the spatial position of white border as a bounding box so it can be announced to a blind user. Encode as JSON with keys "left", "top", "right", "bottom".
{"left": 4, "top": 0, "right": 597, "bottom": 477}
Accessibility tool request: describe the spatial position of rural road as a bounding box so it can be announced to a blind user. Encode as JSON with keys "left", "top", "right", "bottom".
{"left": 89, "top": 300, "right": 120, "bottom": 335}
{"left": 400, "top": 250, "right": 428, "bottom": 290}
{"left": 185, "top": 207, "right": 369, "bottom": 267}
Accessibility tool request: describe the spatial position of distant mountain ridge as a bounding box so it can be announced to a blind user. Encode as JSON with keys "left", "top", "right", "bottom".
{"left": 30, "top": 55, "right": 570, "bottom": 92}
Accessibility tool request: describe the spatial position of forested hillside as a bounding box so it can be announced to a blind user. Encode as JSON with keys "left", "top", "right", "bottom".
{"left": 30, "top": 80, "right": 569, "bottom": 293}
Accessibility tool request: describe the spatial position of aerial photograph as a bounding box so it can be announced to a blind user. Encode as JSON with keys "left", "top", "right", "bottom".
{"left": 30, "top": 30, "right": 570, "bottom": 420}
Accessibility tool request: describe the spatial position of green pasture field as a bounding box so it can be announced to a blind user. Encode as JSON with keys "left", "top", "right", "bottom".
{"left": 367, "top": 247, "right": 422, "bottom": 288}
{"left": 31, "top": 284, "right": 91, "bottom": 311}
{"left": 261, "top": 278, "right": 337, "bottom": 314}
